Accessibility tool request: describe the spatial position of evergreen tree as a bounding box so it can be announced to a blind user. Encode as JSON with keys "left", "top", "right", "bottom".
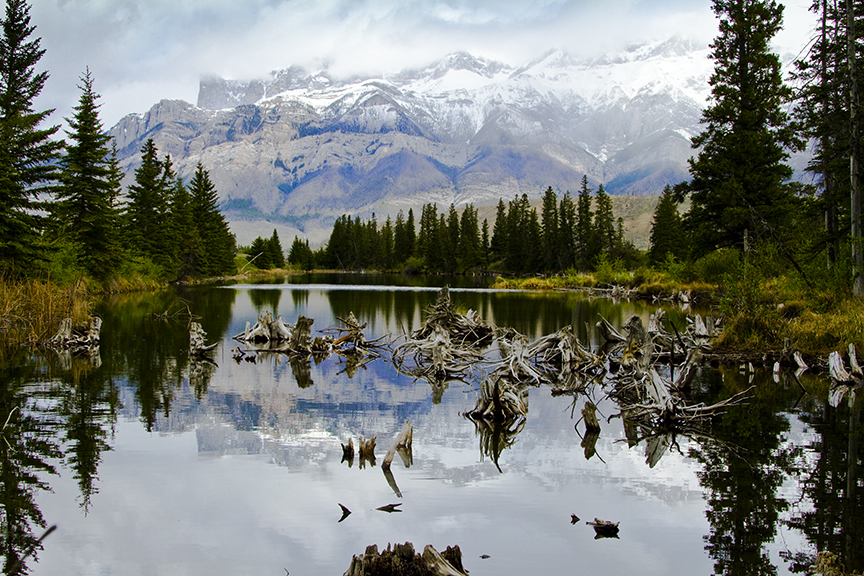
{"left": 540, "top": 186, "right": 559, "bottom": 271}
{"left": 481, "top": 218, "right": 490, "bottom": 267}
{"left": 190, "top": 162, "right": 234, "bottom": 276}
{"left": 459, "top": 204, "right": 480, "bottom": 270}
{"left": 444, "top": 204, "right": 459, "bottom": 271}
{"left": 682, "top": 0, "right": 802, "bottom": 258}
{"left": 249, "top": 236, "right": 272, "bottom": 269}
{"left": 576, "top": 176, "right": 594, "bottom": 270}
{"left": 53, "top": 68, "right": 120, "bottom": 279}
{"left": 0, "top": 0, "right": 62, "bottom": 273}
{"left": 288, "top": 235, "right": 314, "bottom": 270}
{"left": 649, "top": 185, "right": 688, "bottom": 265}
{"left": 558, "top": 191, "right": 577, "bottom": 270}
{"left": 266, "top": 229, "right": 285, "bottom": 269}
{"left": 490, "top": 198, "right": 508, "bottom": 263}
{"left": 405, "top": 208, "right": 416, "bottom": 259}
{"left": 381, "top": 215, "right": 394, "bottom": 269}
{"left": 169, "top": 178, "right": 201, "bottom": 279}
{"left": 526, "top": 207, "right": 543, "bottom": 273}
{"left": 125, "top": 139, "right": 171, "bottom": 268}
{"left": 593, "top": 184, "right": 616, "bottom": 260}
{"left": 393, "top": 210, "right": 409, "bottom": 263}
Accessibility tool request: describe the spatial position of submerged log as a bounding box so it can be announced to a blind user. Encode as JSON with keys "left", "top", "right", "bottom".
{"left": 586, "top": 518, "right": 620, "bottom": 539}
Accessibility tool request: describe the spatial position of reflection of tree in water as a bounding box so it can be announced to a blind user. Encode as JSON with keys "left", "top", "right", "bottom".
{"left": 248, "top": 288, "right": 281, "bottom": 312}
{"left": 99, "top": 288, "right": 232, "bottom": 429}
{"left": 783, "top": 394, "right": 863, "bottom": 574}
{"left": 0, "top": 359, "right": 62, "bottom": 575}
{"left": 689, "top": 371, "right": 799, "bottom": 576}
{"left": 290, "top": 289, "right": 308, "bottom": 308}
{"left": 56, "top": 359, "right": 120, "bottom": 514}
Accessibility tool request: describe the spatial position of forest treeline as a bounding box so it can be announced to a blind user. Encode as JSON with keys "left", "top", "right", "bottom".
{"left": 286, "top": 179, "right": 641, "bottom": 274}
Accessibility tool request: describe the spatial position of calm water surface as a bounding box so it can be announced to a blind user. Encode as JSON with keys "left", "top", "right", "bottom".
{"left": 1, "top": 274, "right": 861, "bottom": 576}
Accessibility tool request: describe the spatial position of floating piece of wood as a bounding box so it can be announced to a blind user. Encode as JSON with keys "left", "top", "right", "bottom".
{"left": 338, "top": 503, "right": 352, "bottom": 523}
{"left": 570, "top": 514, "right": 580, "bottom": 525}
{"left": 344, "top": 542, "right": 467, "bottom": 576}
{"left": 586, "top": 518, "right": 620, "bottom": 538}
{"left": 375, "top": 503, "right": 402, "bottom": 513}
{"left": 357, "top": 436, "right": 377, "bottom": 468}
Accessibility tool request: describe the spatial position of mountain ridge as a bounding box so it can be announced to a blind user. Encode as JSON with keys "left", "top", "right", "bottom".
{"left": 106, "top": 38, "right": 730, "bottom": 245}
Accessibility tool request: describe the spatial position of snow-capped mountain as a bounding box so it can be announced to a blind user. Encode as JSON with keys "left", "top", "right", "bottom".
{"left": 108, "top": 37, "right": 714, "bottom": 244}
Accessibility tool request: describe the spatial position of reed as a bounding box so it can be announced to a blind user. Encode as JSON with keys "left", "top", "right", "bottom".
{"left": 0, "top": 275, "right": 91, "bottom": 351}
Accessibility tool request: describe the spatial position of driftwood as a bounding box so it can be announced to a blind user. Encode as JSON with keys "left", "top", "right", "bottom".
{"left": 382, "top": 420, "right": 414, "bottom": 470}
{"left": 189, "top": 321, "right": 218, "bottom": 357}
{"left": 828, "top": 346, "right": 864, "bottom": 407}
{"left": 233, "top": 311, "right": 292, "bottom": 343}
{"left": 344, "top": 542, "right": 468, "bottom": 576}
{"left": 586, "top": 518, "right": 620, "bottom": 539}
{"left": 411, "top": 285, "right": 493, "bottom": 346}
{"left": 46, "top": 316, "right": 102, "bottom": 351}
{"left": 465, "top": 376, "right": 528, "bottom": 421}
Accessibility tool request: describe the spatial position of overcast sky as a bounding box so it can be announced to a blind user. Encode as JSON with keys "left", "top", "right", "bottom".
{"left": 30, "top": 0, "right": 815, "bottom": 131}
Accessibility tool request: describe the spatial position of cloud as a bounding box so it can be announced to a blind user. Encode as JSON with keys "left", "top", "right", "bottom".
{"left": 29, "top": 0, "right": 816, "bottom": 131}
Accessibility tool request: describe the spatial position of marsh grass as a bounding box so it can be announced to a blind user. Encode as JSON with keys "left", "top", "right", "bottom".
{"left": 0, "top": 275, "right": 92, "bottom": 353}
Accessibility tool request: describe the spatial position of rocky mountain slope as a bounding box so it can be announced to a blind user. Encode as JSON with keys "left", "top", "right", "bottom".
{"left": 107, "top": 38, "right": 715, "bottom": 245}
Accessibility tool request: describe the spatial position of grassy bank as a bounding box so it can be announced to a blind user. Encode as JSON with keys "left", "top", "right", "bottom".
{"left": 488, "top": 263, "right": 863, "bottom": 360}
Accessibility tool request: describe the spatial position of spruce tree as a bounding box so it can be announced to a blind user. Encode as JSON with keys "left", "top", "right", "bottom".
{"left": 190, "top": 162, "right": 234, "bottom": 276}
{"left": 682, "top": 0, "right": 802, "bottom": 258}
{"left": 649, "top": 184, "right": 688, "bottom": 265}
{"left": 169, "top": 178, "right": 201, "bottom": 279}
{"left": 53, "top": 69, "right": 121, "bottom": 279}
{"left": 459, "top": 204, "right": 480, "bottom": 270}
{"left": 540, "top": 186, "right": 559, "bottom": 271}
{"left": 558, "top": 191, "right": 576, "bottom": 270}
{"left": 0, "top": 0, "right": 62, "bottom": 274}
{"left": 125, "top": 140, "right": 171, "bottom": 268}
{"left": 593, "top": 184, "right": 616, "bottom": 261}
{"left": 490, "top": 198, "right": 508, "bottom": 262}
{"left": 576, "top": 176, "right": 594, "bottom": 270}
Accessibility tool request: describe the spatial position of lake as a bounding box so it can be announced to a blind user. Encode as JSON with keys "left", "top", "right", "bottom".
{"left": 1, "top": 274, "right": 861, "bottom": 576}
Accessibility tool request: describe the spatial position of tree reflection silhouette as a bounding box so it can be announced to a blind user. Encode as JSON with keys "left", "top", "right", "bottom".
{"left": 690, "top": 372, "right": 798, "bottom": 576}
{"left": 784, "top": 394, "right": 863, "bottom": 574}
{"left": 0, "top": 359, "right": 62, "bottom": 575}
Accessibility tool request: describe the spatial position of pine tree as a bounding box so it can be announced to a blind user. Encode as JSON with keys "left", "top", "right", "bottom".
{"left": 576, "top": 176, "right": 594, "bottom": 270}
{"left": 169, "top": 178, "right": 201, "bottom": 279}
{"left": 126, "top": 140, "right": 171, "bottom": 268}
{"left": 249, "top": 236, "right": 272, "bottom": 269}
{"left": 266, "top": 229, "right": 285, "bottom": 270}
{"left": 0, "top": 0, "right": 62, "bottom": 273}
{"left": 490, "top": 198, "right": 508, "bottom": 263}
{"left": 540, "top": 186, "right": 559, "bottom": 271}
{"left": 649, "top": 184, "right": 688, "bottom": 265}
{"left": 593, "top": 184, "right": 616, "bottom": 260}
{"left": 792, "top": 0, "right": 857, "bottom": 267}
{"left": 381, "top": 215, "right": 394, "bottom": 269}
{"left": 190, "top": 162, "right": 234, "bottom": 276}
{"left": 53, "top": 68, "right": 120, "bottom": 279}
{"left": 405, "top": 208, "right": 416, "bottom": 259}
{"left": 682, "top": 0, "right": 802, "bottom": 258}
{"left": 459, "top": 204, "right": 480, "bottom": 270}
{"left": 558, "top": 191, "right": 576, "bottom": 270}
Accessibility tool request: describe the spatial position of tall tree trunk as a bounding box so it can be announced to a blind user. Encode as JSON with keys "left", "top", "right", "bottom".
{"left": 848, "top": 0, "right": 863, "bottom": 295}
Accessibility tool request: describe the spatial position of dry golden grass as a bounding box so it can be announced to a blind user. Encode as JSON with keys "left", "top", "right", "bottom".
{"left": 0, "top": 276, "right": 92, "bottom": 349}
